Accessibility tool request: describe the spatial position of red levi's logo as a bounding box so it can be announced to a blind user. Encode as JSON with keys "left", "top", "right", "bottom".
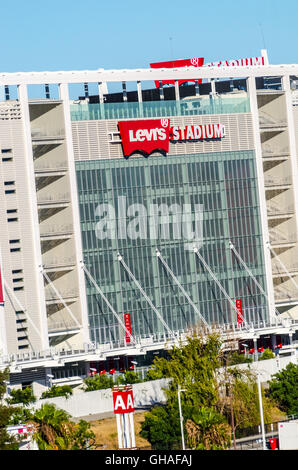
{"left": 118, "top": 119, "right": 170, "bottom": 157}
{"left": 150, "top": 57, "right": 204, "bottom": 87}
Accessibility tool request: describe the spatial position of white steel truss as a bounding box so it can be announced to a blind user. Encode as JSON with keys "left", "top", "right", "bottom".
{"left": 193, "top": 247, "right": 249, "bottom": 328}
{"left": 268, "top": 242, "right": 298, "bottom": 291}
{"left": 156, "top": 248, "right": 211, "bottom": 331}
{"left": 81, "top": 262, "right": 135, "bottom": 344}
{"left": 117, "top": 252, "right": 176, "bottom": 339}
{"left": 3, "top": 278, "right": 43, "bottom": 341}
{"left": 41, "top": 268, "right": 82, "bottom": 330}
{"left": 229, "top": 241, "right": 278, "bottom": 320}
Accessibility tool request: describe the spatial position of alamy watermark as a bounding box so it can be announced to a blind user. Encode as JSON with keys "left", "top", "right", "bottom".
{"left": 95, "top": 196, "right": 203, "bottom": 251}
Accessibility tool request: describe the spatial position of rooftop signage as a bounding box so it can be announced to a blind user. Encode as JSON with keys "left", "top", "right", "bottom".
{"left": 150, "top": 58, "right": 204, "bottom": 87}
{"left": 118, "top": 119, "right": 225, "bottom": 157}
{"left": 205, "top": 56, "right": 266, "bottom": 68}
{"left": 118, "top": 119, "right": 171, "bottom": 156}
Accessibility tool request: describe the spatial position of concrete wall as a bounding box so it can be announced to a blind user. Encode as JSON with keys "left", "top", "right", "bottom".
{"left": 29, "top": 353, "right": 297, "bottom": 419}
{"left": 31, "top": 378, "right": 170, "bottom": 418}
{"left": 232, "top": 353, "right": 297, "bottom": 382}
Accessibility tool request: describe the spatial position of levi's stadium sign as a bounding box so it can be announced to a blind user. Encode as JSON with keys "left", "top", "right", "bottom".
{"left": 118, "top": 119, "right": 225, "bottom": 157}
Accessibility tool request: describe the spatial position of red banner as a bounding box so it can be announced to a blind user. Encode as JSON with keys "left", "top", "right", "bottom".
{"left": 236, "top": 299, "right": 244, "bottom": 325}
{"left": 113, "top": 387, "right": 135, "bottom": 414}
{"left": 118, "top": 119, "right": 170, "bottom": 157}
{"left": 150, "top": 57, "right": 204, "bottom": 87}
{"left": 124, "top": 313, "right": 131, "bottom": 344}
{"left": 0, "top": 266, "right": 4, "bottom": 305}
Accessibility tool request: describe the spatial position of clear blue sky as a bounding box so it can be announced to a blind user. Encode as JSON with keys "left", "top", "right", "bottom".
{"left": 0, "top": 0, "right": 297, "bottom": 73}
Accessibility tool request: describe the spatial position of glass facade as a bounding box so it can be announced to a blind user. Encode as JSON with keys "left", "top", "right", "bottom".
{"left": 70, "top": 96, "right": 250, "bottom": 121}
{"left": 76, "top": 150, "right": 268, "bottom": 345}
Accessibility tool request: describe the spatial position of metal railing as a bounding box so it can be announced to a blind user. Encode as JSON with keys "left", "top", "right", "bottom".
{"left": 34, "top": 161, "right": 68, "bottom": 173}
{"left": 45, "top": 288, "right": 78, "bottom": 301}
{"left": 37, "top": 193, "right": 70, "bottom": 205}
{"left": 272, "top": 262, "right": 298, "bottom": 275}
{"left": 1, "top": 317, "right": 297, "bottom": 368}
{"left": 43, "top": 256, "right": 76, "bottom": 269}
{"left": 31, "top": 128, "right": 65, "bottom": 140}
{"left": 259, "top": 111, "right": 287, "bottom": 128}
{"left": 267, "top": 201, "right": 294, "bottom": 216}
{"left": 264, "top": 175, "right": 292, "bottom": 187}
{"left": 274, "top": 286, "right": 298, "bottom": 301}
{"left": 48, "top": 320, "right": 81, "bottom": 332}
{"left": 235, "top": 415, "right": 298, "bottom": 441}
{"left": 39, "top": 224, "right": 73, "bottom": 237}
{"left": 269, "top": 228, "right": 296, "bottom": 244}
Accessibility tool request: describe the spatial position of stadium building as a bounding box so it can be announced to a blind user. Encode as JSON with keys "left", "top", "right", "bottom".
{"left": 0, "top": 50, "right": 298, "bottom": 393}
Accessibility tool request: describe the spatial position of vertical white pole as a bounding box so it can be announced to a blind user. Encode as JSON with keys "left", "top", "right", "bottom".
{"left": 261, "top": 49, "right": 269, "bottom": 65}
{"left": 257, "top": 372, "right": 267, "bottom": 450}
{"left": 178, "top": 385, "right": 186, "bottom": 450}
{"left": 129, "top": 412, "right": 136, "bottom": 448}
{"left": 123, "top": 413, "right": 131, "bottom": 448}
{"left": 116, "top": 414, "right": 123, "bottom": 449}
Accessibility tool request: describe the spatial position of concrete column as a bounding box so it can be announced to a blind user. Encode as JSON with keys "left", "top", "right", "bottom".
{"left": 137, "top": 81, "right": 143, "bottom": 118}
{"left": 253, "top": 336, "right": 258, "bottom": 361}
{"left": 247, "top": 76, "right": 276, "bottom": 322}
{"left": 58, "top": 83, "right": 90, "bottom": 345}
{"left": 282, "top": 74, "right": 298, "bottom": 235}
{"left": 17, "top": 83, "right": 49, "bottom": 351}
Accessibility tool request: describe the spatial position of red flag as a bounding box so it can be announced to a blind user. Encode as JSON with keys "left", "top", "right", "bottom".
{"left": 236, "top": 299, "right": 244, "bottom": 325}
{"left": 124, "top": 313, "right": 132, "bottom": 344}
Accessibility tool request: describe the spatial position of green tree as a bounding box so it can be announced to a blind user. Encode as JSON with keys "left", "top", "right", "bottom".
{"left": 144, "top": 367, "right": 165, "bottom": 381}
{"left": 147, "top": 331, "right": 222, "bottom": 408}
{"left": 83, "top": 373, "right": 114, "bottom": 391}
{"left": 258, "top": 349, "right": 275, "bottom": 361}
{"left": 117, "top": 371, "right": 142, "bottom": 385}
{"left": 0, "top": 368, "right": 20, "bottom": 450}
{"left": 28, "top": 403, "right": 95, "bottom": 450}
{"left": 6, "top": 386, "right": 36, "bottom": 405}
{"left": 186, "top": 407, "right": 231, "bottom": 450}
{"left": 227, "top": 352, "right": 253, "bottom": 365}
{"left": 140, "top": 404, "right": 182, "bottom": 450}
{"left": 267, "top": 362, "right": 298, "bottom": 415}
{"left": 218, "top": 367, "right": 279, "bottom": 434}
{"left": 140, "top": 331, "right": 225, "bottom": 449}
{"left": 41, "top": 385, "right": 73, "bottom": 399}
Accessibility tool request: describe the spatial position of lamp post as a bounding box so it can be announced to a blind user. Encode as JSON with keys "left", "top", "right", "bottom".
{"left": 47, "top": 374, "right": 54, "bottom": 388}
{"left": 130, "top": 361, "right": 138, "bottom": 379}
{"left": 178, "top": 385, "right": 186, "bottom": 450}
{"left": 242, "top": 343, "right": 249, "bottom": 358}
{"left": 257, "top": 372, "right": 267, "bottom": 450}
